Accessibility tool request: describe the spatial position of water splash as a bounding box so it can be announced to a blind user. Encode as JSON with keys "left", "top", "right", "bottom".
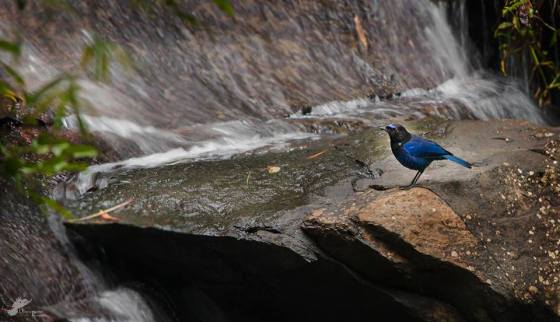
{"left": 70, "top": 289, "right": 156, "bottom": 322}
{"left": 291, "top": 74, "right": 542, "bottom": 124}
{"left": 431, "top": 74, "right": 541, "bottom": 122}
{"left": 63, "top": 115, "right": 189, "bottom": 155}
{"left": 290, "top": 99, "right": 372, "bottom": 118}
{"left": 44, "top": 211, "right": 161, "bottom": 321}
{"left": 72, "top": 120, "right": 316, "bottom": 194}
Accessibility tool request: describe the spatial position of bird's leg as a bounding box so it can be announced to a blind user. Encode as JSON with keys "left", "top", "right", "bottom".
{"left": 411, "top": 169, "right": 424, "bottom": 185}
{"left": 400, "top": 171, "right": 421, "bottom": 189}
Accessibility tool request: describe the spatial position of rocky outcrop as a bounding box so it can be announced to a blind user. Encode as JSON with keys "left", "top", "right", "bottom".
{"left": 302, "top": 120, "right": 560, "bottom": 321}
{"left": 0, "top": 180, "right": 102, "bottom": 320}
{"left": 64, "top": 119, "right": 560, "bottom": 321}
{"left": 303, "top": 187, "right": 550, "bottom": 321}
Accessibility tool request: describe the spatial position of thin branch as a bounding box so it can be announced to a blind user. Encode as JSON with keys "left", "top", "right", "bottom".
{"left": 68, "top": 198, "right": 133, "bottom": 222}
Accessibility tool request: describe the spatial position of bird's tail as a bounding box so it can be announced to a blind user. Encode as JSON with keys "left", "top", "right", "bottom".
{"left": 444, "top": 155, "right": 472, "bottom": 168}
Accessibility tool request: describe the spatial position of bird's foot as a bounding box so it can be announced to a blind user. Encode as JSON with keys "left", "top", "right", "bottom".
{"left": 369, "top": 184, "right": 391, "bottom": 191}
{"left": 399, "top": 184, "right": 416, "bottom": 190}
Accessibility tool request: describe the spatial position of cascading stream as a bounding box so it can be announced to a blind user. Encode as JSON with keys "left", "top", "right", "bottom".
{"left": 0, "top": 0, "right": 543, "bottom": 168}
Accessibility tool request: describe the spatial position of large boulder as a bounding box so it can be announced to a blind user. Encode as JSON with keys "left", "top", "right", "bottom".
{"left": 64, "top": 119, "right": 560, "bottom": 321}
{"left": 304, "top": 120, "right": 560, "bottom": 321}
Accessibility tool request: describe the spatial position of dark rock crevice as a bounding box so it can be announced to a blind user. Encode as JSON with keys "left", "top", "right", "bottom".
{"left": 303, "top": 214, "right": 520, "bottom": 322}
{"left": 67, "top": 222, "right": 451, "bottom": 322}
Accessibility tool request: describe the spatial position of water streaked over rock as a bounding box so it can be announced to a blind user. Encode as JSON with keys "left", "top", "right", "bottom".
{"left": 62, "top": 120, "right": 560, "bottom": 321}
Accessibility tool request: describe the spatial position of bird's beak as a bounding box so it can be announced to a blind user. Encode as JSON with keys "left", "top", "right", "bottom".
{"left": 378, "top": 126, "right": 386, "bottom": 132}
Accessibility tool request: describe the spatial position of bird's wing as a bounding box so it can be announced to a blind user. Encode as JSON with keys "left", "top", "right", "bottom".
{"left": 403, "top": 136, "right": 452, "bottom": 159}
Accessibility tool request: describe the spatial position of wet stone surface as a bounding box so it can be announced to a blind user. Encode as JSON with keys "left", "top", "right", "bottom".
{"left": 62, "top": 119, "right": 560, "bottom": 321}
{"left": 61, "top": 127, "right": 388, "bottom": 234}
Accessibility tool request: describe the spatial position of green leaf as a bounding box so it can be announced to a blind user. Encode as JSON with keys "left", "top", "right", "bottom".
{"left": 53, "top": 105, "right": 67, "bottom": 129}
{"left": 0, "top": 39, "right": 21, "bottom": 58}
{"left": 112, "top": 46, "right": 133, "bottom": 73}
{"left": 512, "top": 16, "right": 520, "bottom": 30}
{"left": 497, "top": 22, "right": 513, "bottom": 30}
{"left": 36, "top": 132, "right": 65, "bottom": 146}
{"left": 80, "top": 46, "right": 94, "bottom": 70}
{"left": 41, "top": 0, "right": 73, "bottom": 12}
{"left": 31, "top": 139, "right": 50, "bottom": 154}
{"left": 26, "top": 74, "right": 68, "bottom": 106}
{"left": 80, "top": 35, "right": 131, "bottom": 82}
{"left": 15, "top": 0, "right": 27, "bottom": 10}
{"left": 21, "top": 115, "right": 39, "bottom": 126}
{"left": 19, "top": 163, "right": 37, "bottom": 175}
{"left": 51, "top": 142, "right": 70, "bottom": 156}
{"left": 62, "top": 161, "right": 89, "bottom": 172}
{"left": 37, "top": 195, "right": 75, "bottom": 220}
{"left": 0, "top": 62, "right": 25, "bottom": 86}
{"left": 502, "top": 0, "right": 528, "bottom": 15}
{"left": 36, "top": 157, "right": 68, "bottom": 175}
{"left": 212, "top": 0, "right": 234, "bottom": 17}
{"left": 1, "top": 157, "right": 23, "bottom": 175}
{"left": 0, "top": 81, "right": 9, "bottom": 95}
{"left": 65, "top": 144, "right": 97, "bottom": 158}
{"left": 175, "top": 11, "right": 198, "bottom": 26}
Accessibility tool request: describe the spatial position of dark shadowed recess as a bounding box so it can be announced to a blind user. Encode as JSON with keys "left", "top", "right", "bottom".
{"left": 67, "top": 223, "right": 428, "bottom": 322}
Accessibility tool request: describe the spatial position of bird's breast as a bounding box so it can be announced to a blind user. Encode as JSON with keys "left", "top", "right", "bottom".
{"left": 391, "top": 143, "right": 430, "bottom": 171}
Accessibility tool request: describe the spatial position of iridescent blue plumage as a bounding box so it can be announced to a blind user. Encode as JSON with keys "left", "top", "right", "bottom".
{"left": 383, "top": 124, "right": 471, "bottom": 186}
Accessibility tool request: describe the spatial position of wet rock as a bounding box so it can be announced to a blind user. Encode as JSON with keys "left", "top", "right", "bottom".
{"left": 300, "top": 105, "right": 313, "bottom": 115}
{"left": 303, "top": 188, "right": 509, "bottom": 321}
{"left": 60, "top": 127, "right": 387, "bottom": 235}
{"left": 288, "top": 117, "right": 370, "bottom": 135}
{"left": 303, "top": 121, "right": 560, "bottom": 321}
{"left": 64, "top": 119, "right": 560, "bottom": 321}
{"left": 355, "top": 188, "right": 478, "bottom": 263}
{"left": 0, "top": 179, "right": 95, "bottom": 320}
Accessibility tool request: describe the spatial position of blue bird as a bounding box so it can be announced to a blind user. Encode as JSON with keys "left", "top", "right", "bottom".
{"left": 382, "top": 124, "right": 472, "bottom": 187}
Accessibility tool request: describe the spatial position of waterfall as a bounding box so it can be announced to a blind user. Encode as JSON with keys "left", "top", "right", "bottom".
{"left": 0, "top": 0, "right": 542, "bottom": 163}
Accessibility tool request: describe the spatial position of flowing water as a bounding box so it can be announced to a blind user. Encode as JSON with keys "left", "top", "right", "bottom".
{"left": 0, "top": 0, "right": 545, "bottom": 320}
{"left": 1, "top": 0, "right": 543, "bottom": 163}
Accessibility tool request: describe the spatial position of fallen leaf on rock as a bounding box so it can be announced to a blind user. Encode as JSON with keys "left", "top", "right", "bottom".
{"left": 267, "top": 165, "right": 281, "bottom": 174}
{"left": 69, "top": 198, "right": 133, "bottom": 222}
{"left": 246, "top": 171, "right": 251, "bottom": 185}
{"left": 306, "top": 150, "right": 327, "bottom": 160}
{"left": 99, "top": 211, "right": 119, "bottom": 222}
{"left": 354, "top": 15, "right": 368, "bottom": 50}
